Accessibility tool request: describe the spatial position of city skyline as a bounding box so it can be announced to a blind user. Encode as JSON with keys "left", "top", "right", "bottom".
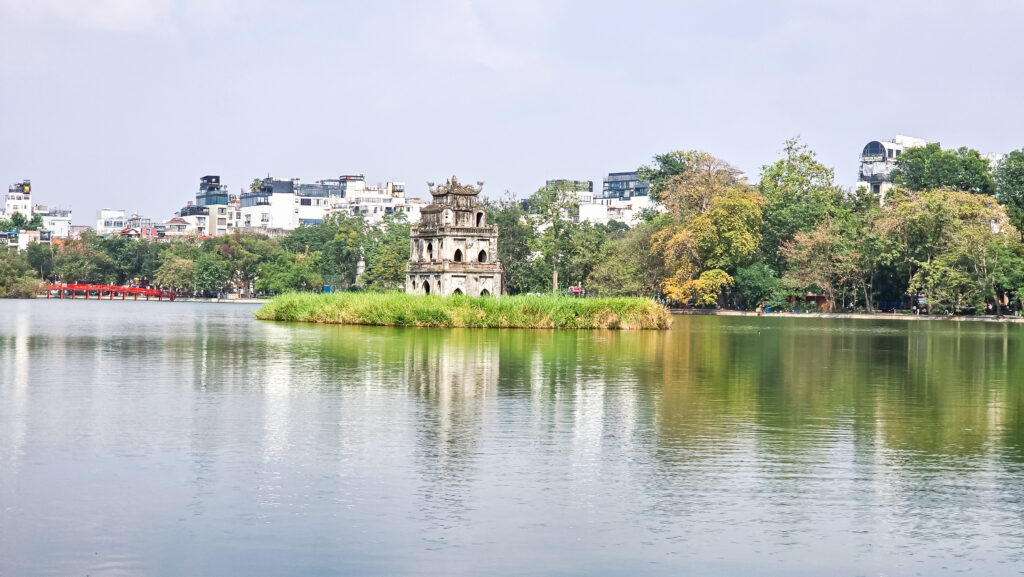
{"left": 2, "top": 0, "right": 1023, "bottom": 222}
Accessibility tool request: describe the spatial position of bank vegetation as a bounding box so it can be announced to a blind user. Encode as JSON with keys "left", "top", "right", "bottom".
{"left": 255, "top": 292, "right": 671, "bottom": 329}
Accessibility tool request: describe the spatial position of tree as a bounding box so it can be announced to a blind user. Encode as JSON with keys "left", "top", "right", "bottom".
{"left": 0, "top": 249, "right": 40, "bottom": 298}
{"left": 759, "top": 138, "right": 843, "bottom": 268}
{"left": 360, "top": 215, "right": 411, "bottom": 291}
{"left": 256, "top": 252, "right": 323, "bottom": 294}
{"left": 637, "top": 150, "right": 702, "bottom": 204}
{"left": 993, "top": 148, "right": 1024, "bottom": 239}
{"left": 527, "top": 184, "right": 578, "bottom": 293}
{"left": 155, "top": 256, "right": 196, "bottom": 293}
{"left": 780, "top": 222, "right": 845, "bottom": 309}
{"left": 733, "top": 262, "right": 780, "bottom": 310}
{"left": 26, "top": 242, "right": 54, "bottom": 280}
{"left": 321, "top": 213, "right": 365, "bottom": 289}
{"left": 892, "top": 143, "right": 993, "bottom": 195}
{"left": 53, "top": 231, "right": 116, "bottom": 283}
{"left": 879, "top": 189, "right": 1022, "bottom": 314}
{"left": 193, "top": 252, "right": 229, "bottom": 294}
{"left": 659, "top": 152, "right": 743, "bottom": 219}
{"left": 653, "top": 183, "right": 763, "bottom": 304}
{"left": 217, "top": 232, "right": 279, "bottom": 297}
{"left": 561, "top": 222, "right": 608, "bottom": 290}
{"left": 484, "top": 194, "right": 535, "bottom": 295}
{"left": 9, "top": 212, "right": 28, "bottom": 230}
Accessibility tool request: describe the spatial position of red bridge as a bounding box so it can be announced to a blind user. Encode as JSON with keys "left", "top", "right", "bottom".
{"left": 45, "top": 283, "right": 177, "bottom": 301}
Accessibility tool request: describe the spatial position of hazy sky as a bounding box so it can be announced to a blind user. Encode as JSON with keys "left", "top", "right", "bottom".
{"left": 2, "top": 0, "right": 1023, "bottom": 223}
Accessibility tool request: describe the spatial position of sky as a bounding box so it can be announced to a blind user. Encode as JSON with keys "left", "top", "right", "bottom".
{"left": 2, "top": 0, "right": 1023, "bottom": 224}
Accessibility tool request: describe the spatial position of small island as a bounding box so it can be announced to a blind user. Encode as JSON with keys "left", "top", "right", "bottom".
{"left": 256, "top": 175, "right": 669, "bottom": 330}
{"left": 255, "top": 292, "right": 670, "bottom": 329}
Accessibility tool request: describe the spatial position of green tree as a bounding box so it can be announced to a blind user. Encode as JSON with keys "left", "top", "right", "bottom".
{"left": 993, "top": 148, "right": 1024, "bottom": 239}
{"left": 26, "top": 242, "right": 55, "bottom": 280}
{"left": 53, "top": 231, "right": 116, "bottom": 283}
{"left": 654, "top": 181, "right": 763, "bottom": 305}
{"left": 154, "top": 256, "right": 196, "bottom": 293}
{"left": 892, "top": 143, "right": 993, "bottom": 194}
{"left": 587, "top": 217, "right": 670, "bottom": 298}
{"left": 9, "top": 212, "right": 28, "bottom": 230}
{"left": 527, "top": 184, "right": 579, "bottom": 293}
{"left": 484, "top": 194, "right": 535, "bottom": 295}
{"left": 193, "top": 252, "right": 229, "bottom": 294}
{"left": 216, "top": 232, "right": 279, "bottom": 297}
{"left": 733, "top": 262, "right": 780, "bottom": 310}
{"left": 637, "top": 150, "right": 702, "bottom": 204}
{"left": 361, "top": 215, "right": 411, "bottom": 291}
{"left": 561, "top": 222, "right": 608, "bottom": 290}
{"left": 321, "top": 213, "right": 365, "bottom": 289}
{"left": 0, "top": 249, "right": 40, "bottom": 298}
{"left": 759, "top": 138, "right": 843, "bottom": 268}
{"left": 256, "top": 252, "right": 323, "bottom": 294}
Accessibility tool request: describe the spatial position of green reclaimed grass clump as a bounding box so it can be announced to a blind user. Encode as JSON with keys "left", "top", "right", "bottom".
{"left": 255, "top": 292, "right": 671, "bottom": 330}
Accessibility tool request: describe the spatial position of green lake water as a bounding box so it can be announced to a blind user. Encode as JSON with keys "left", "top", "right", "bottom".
{"left": 1, "top": 299, "right": 1023, "bottom": 576}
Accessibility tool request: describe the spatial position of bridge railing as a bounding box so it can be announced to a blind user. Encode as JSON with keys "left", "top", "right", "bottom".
{"left": 45, "top": 284, "right": 177, "bottom": 301}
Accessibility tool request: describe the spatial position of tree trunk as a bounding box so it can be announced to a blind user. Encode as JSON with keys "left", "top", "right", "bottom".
{"left": 552, "top": 257, "right": 559, "bottom": 294}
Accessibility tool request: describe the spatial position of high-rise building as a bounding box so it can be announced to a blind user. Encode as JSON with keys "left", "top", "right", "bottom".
{"left": 4, "top": 180, "right": 32, "bottom": 219}
{"left": 196, "top": 175, "right": 229, "bottom": 206}
{"left": 599, "top": 172, "right": 650, "bottom": 201}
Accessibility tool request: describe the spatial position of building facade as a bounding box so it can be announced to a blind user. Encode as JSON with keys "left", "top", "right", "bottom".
{"left": 95, "top": 209, "right": 127, "bottom": 236}
{"left": 599, "top": 171, "right": 650, "bottom": 201}
{"left": 33, "top": 205, "right": 72, "bottom": 238}
{"left": 856, "top": 135, "right": 928, "bottom": 196}
{"left": 406, "top": 176, "right": 502, "bottom": 297}
{"left": 4, "top": 180, "right": 32, "bottom": 219}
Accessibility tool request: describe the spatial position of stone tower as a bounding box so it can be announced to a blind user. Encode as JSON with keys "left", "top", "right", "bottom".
{"left": 406, "top": 176, "right": 503, "bottom": 297}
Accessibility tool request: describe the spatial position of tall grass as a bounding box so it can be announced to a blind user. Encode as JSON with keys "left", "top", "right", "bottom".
{"left": 255, "top": 292, "right": 671, "bottom": 330}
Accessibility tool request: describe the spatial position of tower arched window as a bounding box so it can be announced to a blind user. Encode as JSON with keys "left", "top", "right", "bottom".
{"left": 454, "top": 249, "right": 463, "bottom": 262}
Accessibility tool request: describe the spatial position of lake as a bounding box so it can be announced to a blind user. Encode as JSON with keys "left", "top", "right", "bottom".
{"left": 1, "top": 300, "right": 1023, "bottom": 576}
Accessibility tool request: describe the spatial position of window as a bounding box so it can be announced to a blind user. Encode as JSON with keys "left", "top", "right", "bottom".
{"left": 478, "top": 250, "right": 487, "bottom": 262}
{"left": 887, "top": 149, "right": 894, "bottom": 158}
{"left": 454, "top": 249, "right": 463, "bottom": 262}
{"left": 300, "top": 198, "right": 311, "bottom": 206}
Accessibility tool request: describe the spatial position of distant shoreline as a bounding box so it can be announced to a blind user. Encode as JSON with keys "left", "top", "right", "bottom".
{"left": 671, "top": 309, "right": 1024, "bottom": 324}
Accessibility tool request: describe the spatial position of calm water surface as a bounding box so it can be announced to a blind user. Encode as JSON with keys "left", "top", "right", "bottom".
{"left": 1, "top": 300, "right": 1024, "bottom": 576}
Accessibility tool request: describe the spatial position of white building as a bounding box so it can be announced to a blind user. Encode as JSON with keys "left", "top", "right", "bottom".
{"left": 542, "top": 177, "right": 657, "bottom": 227}
{"left": 856, "top": 135, "right": 929, "bottom": 197}
{"left": 3, "top": 180, "right": 33, "bottom": 219}
{"left": 33, "top": 205, "right": 72, "bottom": 238}
{"left": 578, "top": 194, "right": 655, "bottom": 226}
{"left": 96, "top": 209, "right": 127, "bottom": 236}
{"left": 238, "top": 175, "right": 413, "bottom": 232}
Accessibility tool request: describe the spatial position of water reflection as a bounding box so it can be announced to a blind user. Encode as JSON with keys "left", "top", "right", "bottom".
{"left": 0, "top": 301, "right": 30, "bottom": 471}
{"left": 2, "top": 303, "right": 1024, "bottom": 576}
{"left": 404, "top": 330, "right": 496, "bottom": 548}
